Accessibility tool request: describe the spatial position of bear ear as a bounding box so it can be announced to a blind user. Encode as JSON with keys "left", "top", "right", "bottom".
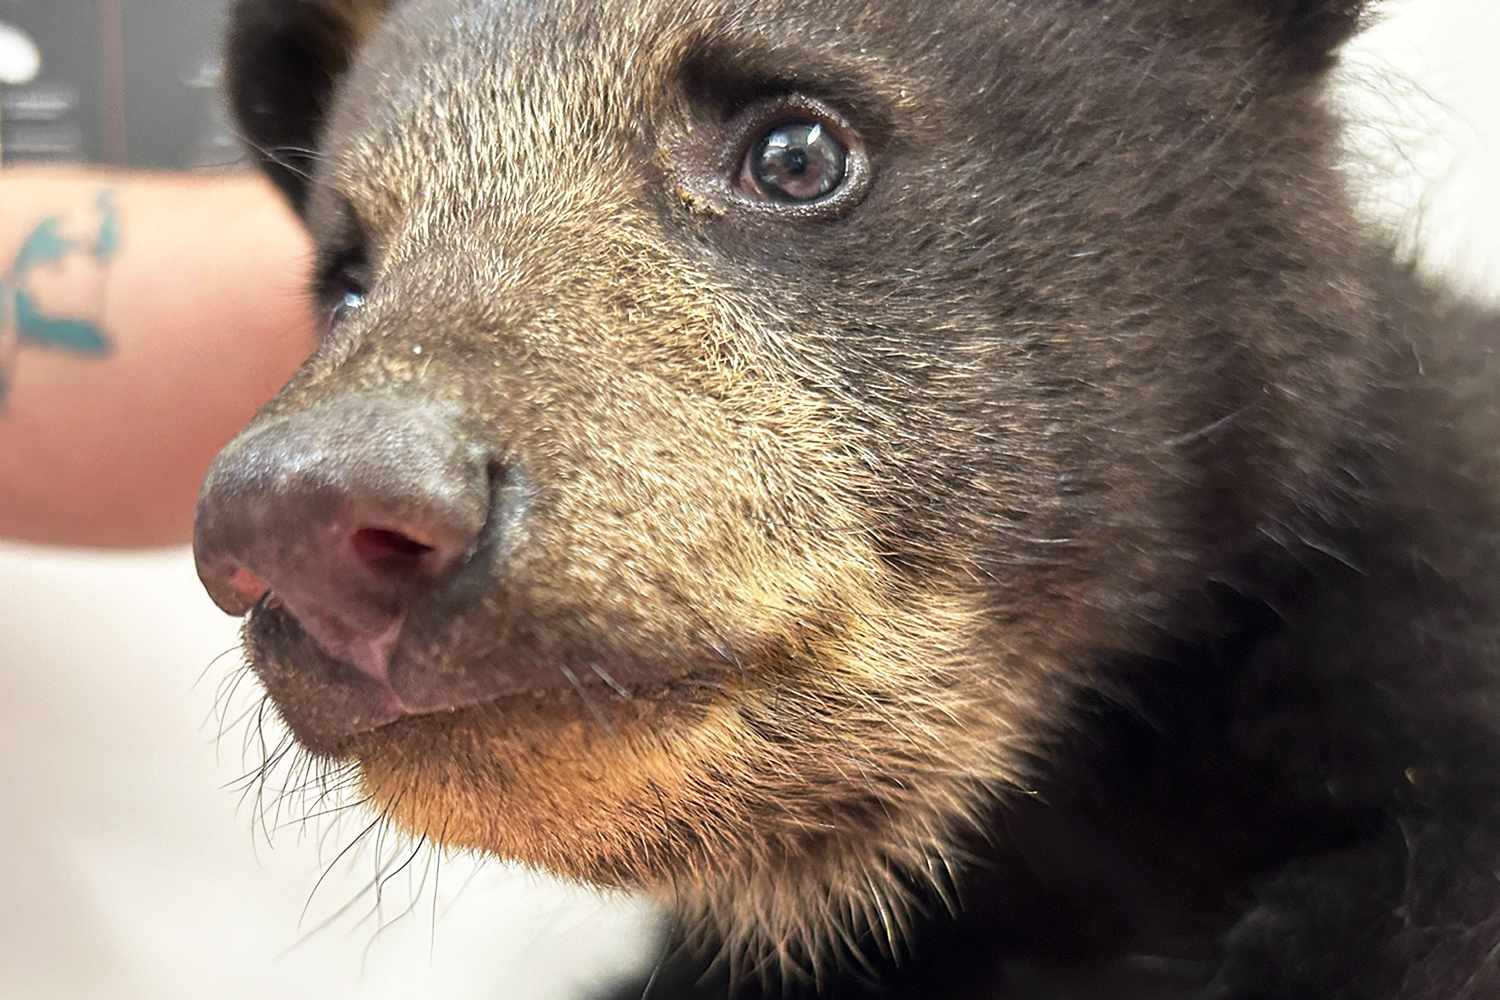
{"left": 1257, "top": 0, "right": 1371, "bottom": 70}
{"left": 226, "top": 0, "right": 395, "bottom": 212}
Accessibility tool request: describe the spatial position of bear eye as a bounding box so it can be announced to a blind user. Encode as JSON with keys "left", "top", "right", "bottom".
{"left": 332, "top": 285, "right": 367, "bottom": 326}
{"left": 740, "top": 120, "right": 849, "bottom": 203}
{"left": 323, "top": 265, "right": 369, "bottom": 328}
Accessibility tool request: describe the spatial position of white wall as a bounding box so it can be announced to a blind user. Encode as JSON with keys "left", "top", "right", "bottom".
{"left": 1339, "top": 0, "right": 1500, "bottom": 303}
{"left": 0, "top": 545, "right": 656, "bottom": 999}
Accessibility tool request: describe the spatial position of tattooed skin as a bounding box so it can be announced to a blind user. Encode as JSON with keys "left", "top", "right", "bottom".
{"left": 0, "top": 189, "right": 120, "bottom": 403}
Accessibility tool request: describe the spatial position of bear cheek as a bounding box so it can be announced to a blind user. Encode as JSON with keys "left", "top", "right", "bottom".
{"left": 317, "top": 252, "right": 1052, "bottom": 890}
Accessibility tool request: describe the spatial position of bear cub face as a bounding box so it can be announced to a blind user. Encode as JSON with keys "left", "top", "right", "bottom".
{"left": 198, "top": 0, "right": 1395, "bottom": 982}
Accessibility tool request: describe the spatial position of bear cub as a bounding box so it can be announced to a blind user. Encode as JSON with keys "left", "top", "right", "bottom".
{"left": 196, "top": 0, "right": 1500, "bottom": 997}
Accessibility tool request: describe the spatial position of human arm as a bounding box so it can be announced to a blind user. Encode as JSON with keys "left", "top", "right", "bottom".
{"left": 0, "top": 169, "right": 316, "bottom": 547}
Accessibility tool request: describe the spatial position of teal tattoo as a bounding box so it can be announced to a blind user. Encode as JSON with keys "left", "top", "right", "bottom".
{"left": 0, "top": 190, "right": 122, "bottom": 404}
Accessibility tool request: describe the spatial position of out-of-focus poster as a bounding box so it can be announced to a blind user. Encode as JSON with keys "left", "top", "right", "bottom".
{"left": 0, "top": 0, "right": 239, "bottom": 168}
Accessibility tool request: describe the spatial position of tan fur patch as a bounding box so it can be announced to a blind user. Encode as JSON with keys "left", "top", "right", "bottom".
{"left": 356, "top": 583, "right": 1062, "bottom": 978}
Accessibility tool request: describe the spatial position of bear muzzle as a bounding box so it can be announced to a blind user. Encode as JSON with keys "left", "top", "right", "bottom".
{"left": 193, "top": 393, "right": 516, "bottom": 736}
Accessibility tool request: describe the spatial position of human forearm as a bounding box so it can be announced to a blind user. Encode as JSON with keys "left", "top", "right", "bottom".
{"left": 0, "top": 169, "right": 315, "bottom": 547}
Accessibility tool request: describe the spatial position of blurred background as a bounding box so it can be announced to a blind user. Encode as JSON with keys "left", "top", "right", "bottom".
{"left": 0, "top": 0, "right": 1495, "bottom": 997}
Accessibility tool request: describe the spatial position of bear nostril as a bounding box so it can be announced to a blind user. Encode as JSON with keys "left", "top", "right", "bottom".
{"left": 227, "top": 566, "right": 273, "bottom": 611}
{"left": 194, "top": 396, "right": 494, "bottom": 643}
{"left": 351, "top": 526, "right": 438, "bottom": 573}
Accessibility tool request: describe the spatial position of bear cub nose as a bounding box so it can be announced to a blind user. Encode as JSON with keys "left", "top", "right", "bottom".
{"left": 193, "top": 395, "right": 492, "bottom": 681}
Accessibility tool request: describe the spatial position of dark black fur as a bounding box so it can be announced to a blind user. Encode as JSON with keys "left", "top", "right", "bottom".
{"left": 227, "top": 0, "right": 391, "bottom": 210}
{"left": 609, "top": 363, "right": 1500, "bottom": 996}
{"left": 606, "top": 286, "right": 1500, "bottom": 997}
{"left": 218, "top": 1, "right": 1500, "bottom": 997}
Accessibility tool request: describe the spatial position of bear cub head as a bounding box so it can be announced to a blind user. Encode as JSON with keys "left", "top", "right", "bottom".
{"left": 197, "top": 0, "right": 1386, "bottom": 977}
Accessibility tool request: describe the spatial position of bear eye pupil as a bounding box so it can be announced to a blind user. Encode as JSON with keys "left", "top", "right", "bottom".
{"left": 329, "top": 280, "right": 367, "bottom": 326}
{"left": 333, "top": 289, "right": 366, "bottom": 325}
{"left": 748, "top": 121, "right": 847, "bottom": 203}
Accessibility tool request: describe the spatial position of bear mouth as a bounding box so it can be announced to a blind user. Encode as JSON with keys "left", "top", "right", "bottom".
{"left": 242, "top": 591, "right": 703, "bottom": 754}
{"left": 246, "top": 598, "right": 452, "bottom": 742}
{"left": 243, "top": 597, "right": 540, "bottom": 749}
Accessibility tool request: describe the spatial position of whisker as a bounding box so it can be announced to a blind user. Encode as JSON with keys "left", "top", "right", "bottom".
{"left": 559, "top": 664, "right": 611, "bottom": 731}
{"left": 588, "top": 663, "right": 632, "bottom": 700}
{"left": 300, "top": 813, "right": 385, "bottom": 928}
{"left": 274, "top": 796, "right": 373, "bottom": 834}
{"left": 360, "top": 836, "right": 431, "bottom": 972}
{"left": 194, "top": 644, "right": 244, "bottom": 692}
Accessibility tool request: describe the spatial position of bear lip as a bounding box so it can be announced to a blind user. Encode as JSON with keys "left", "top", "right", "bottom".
{"left": 245, "top": 600, "right": 544, "bottom": 743}
{"left": 269, "top": 588, "right": 408, "bottom": 686}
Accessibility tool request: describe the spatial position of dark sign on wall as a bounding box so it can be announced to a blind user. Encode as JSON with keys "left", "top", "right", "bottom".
{"left": 0, "top": 0, "right": 241, "bottom": 168}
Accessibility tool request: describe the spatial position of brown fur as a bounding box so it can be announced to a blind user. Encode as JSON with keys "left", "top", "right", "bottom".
{"left": 210, "top": 1, "right": 1500, "bottom": 996}
{"left": 231, "top": 1, "right": 1107, "bottom": 969}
